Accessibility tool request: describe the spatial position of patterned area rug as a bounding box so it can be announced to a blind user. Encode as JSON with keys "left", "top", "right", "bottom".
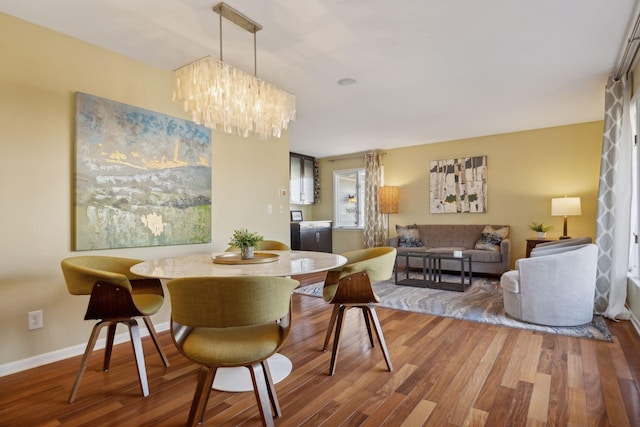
{"left": 294, "top": 274, "right": 613, "bottom": 342}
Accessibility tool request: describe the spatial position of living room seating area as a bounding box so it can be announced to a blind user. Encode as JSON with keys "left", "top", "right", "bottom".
{"left": 386, "top": 224, "right": 510, "bottom": 276}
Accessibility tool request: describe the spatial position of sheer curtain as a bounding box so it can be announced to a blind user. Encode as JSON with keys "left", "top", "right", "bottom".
{"left": 594, "top": 74, "right": 632, "bottom": 320}
{"left": 364, "top": 152, "right": 385, "bottom": 248}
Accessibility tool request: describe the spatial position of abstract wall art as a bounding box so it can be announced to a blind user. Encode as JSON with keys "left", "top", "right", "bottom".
{"left": 429, "top": 155, "right": 487, "bottom": 214}
{"left": 74, "top": 92, "right": 212, "bottom": 250}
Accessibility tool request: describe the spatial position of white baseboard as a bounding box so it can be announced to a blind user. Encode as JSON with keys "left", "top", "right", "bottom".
{"left": 630, "top": 308, "right": 640, "bottom": 337}
{"left": 0, "top": 321, "right": 170, "bottom": 377}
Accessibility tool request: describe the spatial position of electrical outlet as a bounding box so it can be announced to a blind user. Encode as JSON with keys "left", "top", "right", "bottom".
{"left": 28, "top": 310, "right": 43, "bottom": 330}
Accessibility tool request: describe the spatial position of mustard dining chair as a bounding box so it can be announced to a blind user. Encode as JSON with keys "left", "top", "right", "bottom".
{"left": 225, "top": 239, "right": 291, "bottom": 252}
{"left": 60, "top": 256, "right": 169, "bottom": 403}
{"left": 322, "top": 247, "right": 397, "bottom": 375}
{"left": 167, "top": 276, "right": 299, "bottom": 427}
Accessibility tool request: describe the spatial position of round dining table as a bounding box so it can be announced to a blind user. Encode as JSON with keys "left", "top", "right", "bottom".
{"left": 130, "top": 250, "right": 346, "bottom": 279}
{"left": 131, "top": 250, "right": 346, "bottom": 392}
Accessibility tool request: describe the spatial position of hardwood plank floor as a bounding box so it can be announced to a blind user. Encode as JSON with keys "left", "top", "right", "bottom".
{"left": 1, "top": 283, "right": 639, "bottom": 426}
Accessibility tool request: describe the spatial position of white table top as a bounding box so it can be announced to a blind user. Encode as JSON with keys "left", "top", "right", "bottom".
{"left": 130, "top": 250, "right": 347, "bottom": 279}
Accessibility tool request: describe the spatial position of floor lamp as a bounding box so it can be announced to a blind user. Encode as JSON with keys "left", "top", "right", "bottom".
{"left": 379, "top": 186, "right": 399, "bottom": 240}
{"left": 551, "top": 196, "right": 581, "bottom": 239}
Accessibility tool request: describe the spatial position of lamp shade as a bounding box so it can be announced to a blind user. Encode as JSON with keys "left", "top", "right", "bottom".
{"left": 551, "top": 197, "right": 581, "bottom": 216}
{"left": 379, "top": 187, "right": 399, "bottom": 214}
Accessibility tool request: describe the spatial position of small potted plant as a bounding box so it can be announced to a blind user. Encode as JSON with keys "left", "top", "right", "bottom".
{"left": 229, "top": 228, "right": 264, "bottom": 259}
{"left": 528, "top": 222, "right": 553, "bottom": 239}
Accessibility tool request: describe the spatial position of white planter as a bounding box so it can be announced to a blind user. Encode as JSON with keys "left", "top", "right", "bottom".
{"left": 537, "top": 232, "right": 547, "bottom": 239}
{"left": 240, "top": 246, "right": 255, "bottom": 259}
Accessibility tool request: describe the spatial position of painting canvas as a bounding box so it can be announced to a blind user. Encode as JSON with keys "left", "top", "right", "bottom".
{"left": 430, "top": 156, "right": 487, "bottom": 213}
{"left": 75, "top": 92, "right": 212, "bottom": 250}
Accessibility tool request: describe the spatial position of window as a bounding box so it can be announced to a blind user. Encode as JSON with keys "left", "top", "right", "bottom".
{"left": 334, "top": 169, "right": 365, "bottom": 229}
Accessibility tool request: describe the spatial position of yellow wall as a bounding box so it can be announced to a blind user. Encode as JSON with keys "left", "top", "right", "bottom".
{"left": 314, "top": 122, "right": 603, "bottom": 261}
{"left": 0, "top": 13, "right": 290, "bottom": 367}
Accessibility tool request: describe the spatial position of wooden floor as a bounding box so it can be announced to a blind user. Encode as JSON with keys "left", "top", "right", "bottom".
{"left": 1, "top": 279, "right": 639, "bottom": 426}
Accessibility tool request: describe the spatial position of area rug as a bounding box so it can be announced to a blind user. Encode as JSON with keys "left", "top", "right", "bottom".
{"left": 294, "top": 274, "right": 613, "bottom": 342}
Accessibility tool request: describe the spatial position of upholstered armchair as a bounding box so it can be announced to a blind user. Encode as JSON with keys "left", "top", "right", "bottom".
{"left": 167, "top": 276, "right": 299, "bottom": 427}
{"left": 500, "top": 238, "right": 597, "bottom": 326}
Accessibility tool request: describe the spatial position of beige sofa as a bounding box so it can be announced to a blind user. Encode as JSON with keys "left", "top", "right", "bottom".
{"left": 386, "top": 224, "right": 510, "bottom": 276}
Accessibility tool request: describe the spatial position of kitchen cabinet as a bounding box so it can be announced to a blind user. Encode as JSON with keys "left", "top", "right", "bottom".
{"left": 290, "top": 152, "right": 315, "bottom": 205}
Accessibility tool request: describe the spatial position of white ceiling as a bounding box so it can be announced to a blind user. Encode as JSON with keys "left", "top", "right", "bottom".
{"left": 1, "top": 0, "right": 638, "bottom": 158}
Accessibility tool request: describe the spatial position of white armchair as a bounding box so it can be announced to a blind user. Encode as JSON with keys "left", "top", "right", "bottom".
{"left": 500, "top": 240, "right": 598, "bottom": 326}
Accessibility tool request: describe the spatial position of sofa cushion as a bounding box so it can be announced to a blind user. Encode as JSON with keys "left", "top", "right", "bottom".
{"left": 425, "top": 247, "right": 466, "bottom": 254}
{"left": 463, "top": 249, "right": 502, "bottom": 263}
{"left": 474, "top": 225, "right": 509, "bottom": 251}
{"left": 396, "top": 224, "right": 424, "bottom": 247}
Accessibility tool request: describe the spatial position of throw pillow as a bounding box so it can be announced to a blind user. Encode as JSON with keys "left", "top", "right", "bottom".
{"left": 396, "top": 224, "right": 424, "bottom": 247}
{"left": 474, "top": 225, "right": 508, "bottom": 251}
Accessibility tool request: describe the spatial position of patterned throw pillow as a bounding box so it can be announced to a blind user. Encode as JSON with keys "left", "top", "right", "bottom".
{"left": 396, "top": 224, "right": 424, "bottom": 247}
{"left": 474, "top": 225, "right": 508, "bottom": 251}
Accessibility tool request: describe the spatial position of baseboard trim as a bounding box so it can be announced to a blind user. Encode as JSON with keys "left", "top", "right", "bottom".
{"left": 0, "top": 321, "right": 170, "bottom": 377}
{"left": 630, "top": 307, "right": 640, "bottom": 337}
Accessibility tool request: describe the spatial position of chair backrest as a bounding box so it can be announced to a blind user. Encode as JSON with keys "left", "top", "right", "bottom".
{"left": 257, "top": 240, "right": 291, "bottom": 250}
{"left": 167, "top": 276, "right": 299, "bottom": 328}
{"left": 337, "top": 247, "right": 397, "bottom": 282}
{"left": 225, "top": 240, "right": 291, "bottom": 252}
{"left": 531, "top": 237, "right": 593, "bottom": 257}
{"left": 61, "top": 256, "right": 142, "bottom": 295}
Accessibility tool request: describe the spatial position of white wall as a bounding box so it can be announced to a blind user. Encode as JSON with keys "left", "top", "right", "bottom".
{"left": 0, "top": 13, "right": 291, "bottom": 369}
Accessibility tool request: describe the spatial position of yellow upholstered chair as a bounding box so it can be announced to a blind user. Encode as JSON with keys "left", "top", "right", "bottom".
{"left": 225, "top": 239, "right": 291, "bottom": 252}
{"left": 60, "top": 256, "right": 169, "bottom": 403}
{"left": 322, "top": 247, "right": 397, "bottom": 375}
{"left": 167, "top": 276, "right": 299, "bottom": 427}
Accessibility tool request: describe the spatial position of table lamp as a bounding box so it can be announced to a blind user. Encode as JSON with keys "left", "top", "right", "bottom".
{"left": 551, "top": 196, "right": 581, "bottom": 239}
{"left": 379, "top": 186, "right": 399, "bottom": 239}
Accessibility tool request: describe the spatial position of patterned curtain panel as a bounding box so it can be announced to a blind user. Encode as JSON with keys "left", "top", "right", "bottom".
{"left": 595, "top": 74, "right": 632, "bottom": 320}
{"left": 364, "top": 152, "right": 385, "bottom": 248}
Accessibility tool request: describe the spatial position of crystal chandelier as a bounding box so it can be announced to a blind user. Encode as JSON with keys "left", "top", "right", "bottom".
{"left": 173, "top": 3, "right": 296, "bottom": 139}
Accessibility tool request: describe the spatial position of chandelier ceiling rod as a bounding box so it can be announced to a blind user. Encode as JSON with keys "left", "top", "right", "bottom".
{"left": 213, "top": 2, "right": 261, "bottom": 77}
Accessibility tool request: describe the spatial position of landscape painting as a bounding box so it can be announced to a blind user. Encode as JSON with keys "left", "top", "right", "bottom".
{"left": 430, "top": 156, "right": 487, "bottom": 213}
{"left": 75, "top": 92, "right": 211, "bottom": 250}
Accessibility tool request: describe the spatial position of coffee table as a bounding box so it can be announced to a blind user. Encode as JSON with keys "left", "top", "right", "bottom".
{"left": 394, "top": 251, "right": 430, "bottom": 287}
{"left": 427, "top": 253, "right": 472, "bottom": 292}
